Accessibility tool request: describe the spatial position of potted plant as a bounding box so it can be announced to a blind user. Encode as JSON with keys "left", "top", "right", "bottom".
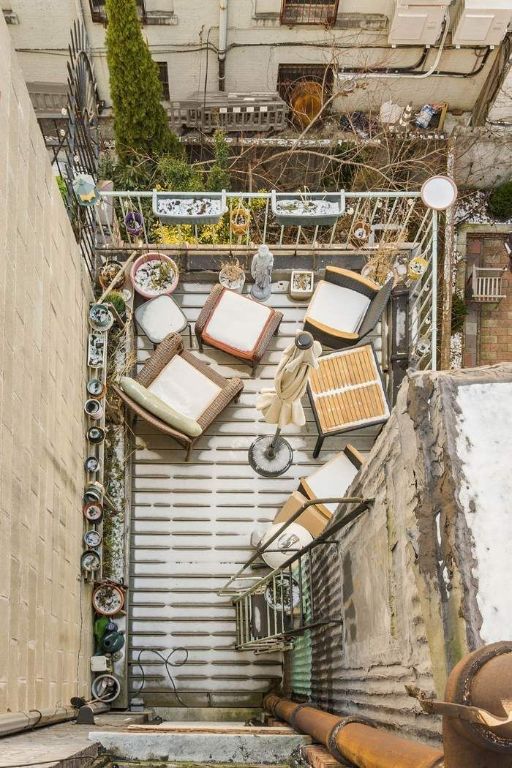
{"left": 89, "top": 303, "right": 114, "bottom": 331}
{"left": 219, "top": 259, "right": 246, "bottom": 293}
{"left": 289, "top": 270, "right": 314, "bottom": 300}
{"left": 131, "top": 252, "right": 179, "bottom": 298}
{"left": 124, "top": 210, "right": 144, "bottom": 237}
{"left": 99, "top": 261, "right": 124, "bottom": 291}
{"left": 105, "top": 291, "right": 127, "bottom": 320}
{"left": 271, "top": 190, "right": 345, "bottom": 227}
{"left": 153, "top": 190, "right": 228, "bottom": 226}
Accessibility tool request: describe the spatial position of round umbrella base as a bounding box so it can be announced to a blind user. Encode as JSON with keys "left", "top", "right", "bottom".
{"left": 248, "top": 435, "right": 293, "bottom": 478}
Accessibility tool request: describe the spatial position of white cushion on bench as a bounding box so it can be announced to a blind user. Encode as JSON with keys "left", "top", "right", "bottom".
{"left": 148, "top": 355, "right": 221, "bottom": 421}
{"left": 306, "top": 281, "right": 371, "bottom": 334}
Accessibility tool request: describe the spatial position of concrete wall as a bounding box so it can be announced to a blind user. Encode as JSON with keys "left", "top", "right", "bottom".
{"left": 2, "top": 0, "right": 501, "bottom": 115}
{"left": 284, "top": 365, "right": 512, "bottom": 745}
{"left": 0, "top": 12, "right": 92, "bottom": 714}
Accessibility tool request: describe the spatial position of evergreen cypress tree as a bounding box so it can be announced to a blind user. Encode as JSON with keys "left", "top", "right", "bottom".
{"left": 105, "top": 0, "right": 181, "bottom": 162}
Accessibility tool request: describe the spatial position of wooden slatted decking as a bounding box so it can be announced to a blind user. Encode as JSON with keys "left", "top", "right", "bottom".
{"left": 129, "top": 281, "right": 383, "bottom": 708}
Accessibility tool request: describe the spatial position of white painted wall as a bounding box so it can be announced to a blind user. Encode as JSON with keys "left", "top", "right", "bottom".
{"left": 1, "top": 0, "right": 506, "bottom": 114}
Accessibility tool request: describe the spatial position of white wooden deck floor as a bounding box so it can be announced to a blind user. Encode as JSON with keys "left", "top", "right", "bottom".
{"left": 129, "top": 281, "right": 383, "bottom": 708}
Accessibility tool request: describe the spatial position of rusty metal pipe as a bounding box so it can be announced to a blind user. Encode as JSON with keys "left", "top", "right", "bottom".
{"left": 443, "top": 641, "right": 512, "bottom": 768}
{"left": 263, "top": 695, "right": 444, "bottom": 768}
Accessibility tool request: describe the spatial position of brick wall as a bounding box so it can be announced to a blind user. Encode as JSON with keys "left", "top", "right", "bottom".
{"left": 0, "top": 13, "right": 92, "bottom": 714}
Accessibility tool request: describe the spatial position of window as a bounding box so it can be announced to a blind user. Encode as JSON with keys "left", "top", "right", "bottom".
{"left": 156, "top": 62, "right": 170, "bottom": 101}
{"left": 89, "top": 0, "right": 145, "bottom": 23}
{"left": 281, "top": 0, "right": 339, "bottom": 26}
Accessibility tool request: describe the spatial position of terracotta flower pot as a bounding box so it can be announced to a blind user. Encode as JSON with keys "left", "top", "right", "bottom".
{"left": 131, "top": 252, "right": 179, "bottom": 299}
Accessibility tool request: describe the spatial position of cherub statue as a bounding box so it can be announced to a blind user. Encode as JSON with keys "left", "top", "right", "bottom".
{"left": 251, "top": 245, "right": 274, "bottom": 301}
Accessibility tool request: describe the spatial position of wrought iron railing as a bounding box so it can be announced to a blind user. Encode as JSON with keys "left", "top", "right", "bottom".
{"left": 93, "top": 189, "right": 438, "bottom": 370}
{"left": 218, "top": 496, "right": 373, "bottom": 652}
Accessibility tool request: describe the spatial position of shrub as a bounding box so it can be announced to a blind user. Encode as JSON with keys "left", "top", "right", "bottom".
{"left": 105, "top": 291, "right": 126, "bottom": 317}
{"left": 488, "top": 181, "right": 512, "bottom": 220}
{"left": 154, "top": 157, "right": 203, "bottom": 191}
{"left": 451, "top": 293, "right": 467, "bottom": 335}
{"left": 105, "top": 0, "right": 181, "bottom": 162}
{"left": 206, "top": 130, "right": 231, "bottom": 192}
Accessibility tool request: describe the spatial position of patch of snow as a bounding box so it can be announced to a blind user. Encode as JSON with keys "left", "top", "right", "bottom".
{"left": 455, "top": 382, "right": 512, "bottom": 642}
{"left": 275, "top": 199, "right": 339, "bottom": 216}
{"left": 156, "top": 198, "right": 222, "bottom": 217}
{"left": 450, "top": 331, "right": 463, "bottom": 369}
{"left": 455, "top": 190, "right": 512, "bottom": 226}
{"left": 395, "top": 307, "right": 406, "bottom": 345}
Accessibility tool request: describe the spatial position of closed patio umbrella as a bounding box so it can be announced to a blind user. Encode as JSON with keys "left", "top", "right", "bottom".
{"left": 248, "top": 331, "right": 322, "bottom": 477}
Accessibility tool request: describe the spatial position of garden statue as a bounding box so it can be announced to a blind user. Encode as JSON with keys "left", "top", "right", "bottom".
{"left": 251, "top": 245, "right": 274, "bottom": 301}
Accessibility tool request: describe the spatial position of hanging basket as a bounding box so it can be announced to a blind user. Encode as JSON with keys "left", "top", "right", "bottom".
{"left": 351, "top": 220, "right": 371, "bottom": 245}
{"left": 124, "top": 210, "right": 144, "bottom": 237}
{"left": 230, "top": 205, "right": 251, "bottom": 235}
{"left": 408, "top": 256, "right": 429, "bottom": 280}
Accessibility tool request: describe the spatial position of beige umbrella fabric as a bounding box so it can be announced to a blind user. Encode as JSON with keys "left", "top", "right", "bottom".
{"left": 256, "top": 333, "right": 322, "bottom": 428}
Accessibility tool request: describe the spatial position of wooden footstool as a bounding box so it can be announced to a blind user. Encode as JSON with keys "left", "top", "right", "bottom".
{"left": 195, "top": 285, "right": 283, "bottom": 374}
{"left": 307, "top": 343, "right": 390, "bottom": 457}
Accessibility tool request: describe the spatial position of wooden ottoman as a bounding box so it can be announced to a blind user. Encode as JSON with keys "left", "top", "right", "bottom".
{"left": 195, "top": 284, "right": 283, "bottom": 373}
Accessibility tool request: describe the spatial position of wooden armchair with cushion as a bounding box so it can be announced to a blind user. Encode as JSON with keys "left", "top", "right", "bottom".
{"left": 304, "top": 266, "right": 393, "bottom": 349}
{"left": 114, "top": 333, "right": 243, "bottom": 460}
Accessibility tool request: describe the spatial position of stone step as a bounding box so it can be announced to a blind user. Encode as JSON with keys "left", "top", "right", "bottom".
{"left": 91, "top": 728, "right": 311, "bottom": 764}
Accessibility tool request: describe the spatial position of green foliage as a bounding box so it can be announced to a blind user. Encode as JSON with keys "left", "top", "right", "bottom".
{"left": 207, "top": 130, "right": 231, "bottom": 191}
{"left": 105, "top": 0, "right": 181, "bottom": 162}
{"left": 154, "top": 156, "right": 204, "bottom": 191}
{"left": 105, "top": 290, "right": 126, "bottom": 316}
{"left": 488, "top": 181, "right": 512, "bottom": 220}
{"left": 451, "top": 293, "right": 467, "bottom": 335}
{"left": 56, "top": 175, "right": 68, "bottom": 203}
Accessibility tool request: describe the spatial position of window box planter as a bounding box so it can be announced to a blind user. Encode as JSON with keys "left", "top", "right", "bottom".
{"left": 290, "top": 270, "right": 314, "bottom": 300}
{"left": 153, "top": 190, "right": 227, "bottom": 225}
{"left": 271, "top": 190, "right": 345, "bottom": 226}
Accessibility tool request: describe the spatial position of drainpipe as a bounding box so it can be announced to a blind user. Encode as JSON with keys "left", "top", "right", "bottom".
{"left": 263, "top": 695, "right": 443, "bottom": 768}
{"left": 218, "top": 0, "right": 228, "bottom": 91}
{"left": 0, "top": 701, "right": 109, "bottom": 738}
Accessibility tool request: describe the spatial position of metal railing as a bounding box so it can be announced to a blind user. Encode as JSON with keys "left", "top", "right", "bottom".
{"left": 94, "top": 189, "right": 437, "bottom": 370}
{"left": 219, "top": 496, "right": 373, "bottom": 652}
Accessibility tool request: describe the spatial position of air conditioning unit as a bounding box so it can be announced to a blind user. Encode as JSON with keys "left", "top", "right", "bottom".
{"left": 389, "top": 3, "right": 447, "bottom": 45}
{"left": 452, "top": 0, "right": 512, "bottom": 45}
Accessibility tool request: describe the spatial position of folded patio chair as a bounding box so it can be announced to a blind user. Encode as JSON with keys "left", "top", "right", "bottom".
{"left": 271, "top": 444, "right": 365, "bottom": 539}
{"left": 195, "top": 285, "right": 283, "bottom": 373}
{"left": 304, "top": 266, "right": 393, "bottom": 349}
{"left": 113, "top": 333, "right": 243, "bottom": 460}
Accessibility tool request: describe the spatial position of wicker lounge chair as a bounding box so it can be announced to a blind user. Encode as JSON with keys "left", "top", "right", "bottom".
{"left": 195, "top": 285, "right": 283, "bottom": 374}
{"left": 114, "top": 333, "right": 243, "bottom": 460}
{"left": 304, "top": 266, "right": 393, "bottom": 349}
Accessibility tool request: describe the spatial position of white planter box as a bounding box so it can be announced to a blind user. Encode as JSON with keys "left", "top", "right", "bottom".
{"left": 289, "top": 270, "right": 315, "bottom": 300}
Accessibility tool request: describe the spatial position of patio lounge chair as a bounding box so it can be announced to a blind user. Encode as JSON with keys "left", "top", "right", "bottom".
{"left": 114, "top": 333, "right": 243, "bottom": 460}
{"left": 195, "top": 285, "right": 283, "bottom": 373}
{"left": 260, "top": 444, "right": 365, "bottom": 568}
{"left": 304, "top": 266, "right": 393, "bottom": 349}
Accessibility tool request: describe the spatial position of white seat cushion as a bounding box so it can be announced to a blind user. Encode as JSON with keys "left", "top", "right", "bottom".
{"left": 302, "top": 452, "right": 359, "bottom": 515}
{"left": 148, "top": 355, "right": 221, "bottom": 421}
{"left": 135, "top": 295, "right": 187, "bottom": 344}
{"left": 306, "top": 281, "right": 371, "bottom": 334}
{"left": 203, "top": 290, "right": 272, "bottom": 353}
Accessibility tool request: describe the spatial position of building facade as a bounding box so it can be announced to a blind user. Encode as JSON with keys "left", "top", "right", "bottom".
{"left": 2, "top": 0, "right": 512, "bottom": 126}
